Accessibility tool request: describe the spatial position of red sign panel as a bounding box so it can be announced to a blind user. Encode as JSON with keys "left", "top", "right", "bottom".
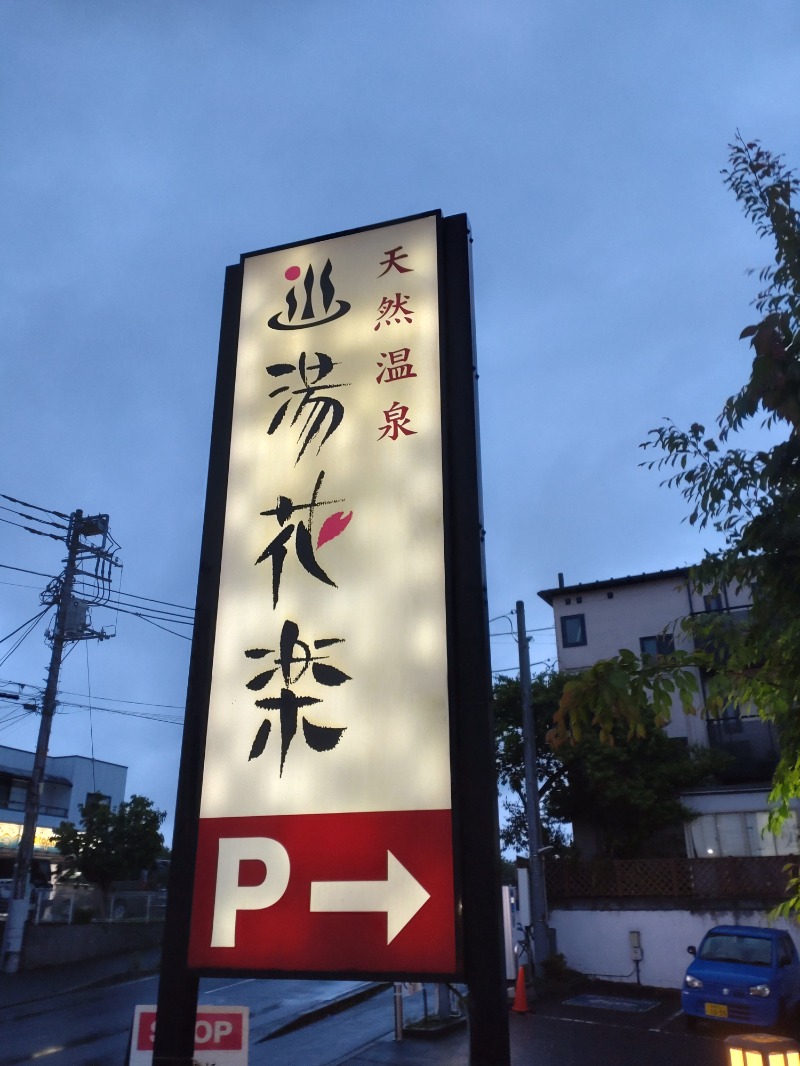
{"left": 189, "top": 809, "right": 454, "bottom": 972}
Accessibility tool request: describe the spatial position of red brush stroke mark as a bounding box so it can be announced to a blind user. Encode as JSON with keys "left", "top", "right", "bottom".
{"left": 317, "top": 510, "right": 353, "bottom": 549}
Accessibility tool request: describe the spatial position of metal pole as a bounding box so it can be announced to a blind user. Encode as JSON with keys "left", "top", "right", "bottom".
{"left": 442, "top": 215, "right": 510, "bottom": 1066}
{"left": 516, "top": 599, "right": 550, "bottom": 976}
{"left": 2, "top": 510, "right": 83, "bottom": 974}
{"left": 152, "top": 263, "right": 244, "bottom": 1066}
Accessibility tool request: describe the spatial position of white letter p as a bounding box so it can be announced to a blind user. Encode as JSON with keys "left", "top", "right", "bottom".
{"left": 211, "top": 837, "right": 290, "bottom": 947}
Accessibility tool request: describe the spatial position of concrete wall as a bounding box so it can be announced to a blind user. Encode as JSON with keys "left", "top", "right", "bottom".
{"left": 21, "top": 921, "right": 163, "bottom": 971}
{"left": 549, "top": 905, "right": 800, "bottom": 989}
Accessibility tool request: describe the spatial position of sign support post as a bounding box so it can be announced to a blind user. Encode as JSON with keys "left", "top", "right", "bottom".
{"left": 440, "top": 214, "right": 509, "bottom": 1065}
{"left": 153, "top": 264, "right": 244, "bottom": 1066}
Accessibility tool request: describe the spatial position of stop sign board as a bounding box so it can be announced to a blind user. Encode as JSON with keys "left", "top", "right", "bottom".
{"left": 188, "top": 213, "right": 461, "bottom": 976}
{"left": 130, "top": 1005, "right": 248, "bottom": 1065}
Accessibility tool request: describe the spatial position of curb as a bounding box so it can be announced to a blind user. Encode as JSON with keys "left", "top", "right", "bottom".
{"left": 255, "top": 982, "right": 391, "bottom": 1042}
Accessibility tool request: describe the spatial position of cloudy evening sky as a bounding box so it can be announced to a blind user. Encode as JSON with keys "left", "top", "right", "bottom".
{"left": 1, "top": 1, "right": 799, "bottom": 841}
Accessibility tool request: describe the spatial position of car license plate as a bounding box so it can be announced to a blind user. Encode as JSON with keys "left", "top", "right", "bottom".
{"left": 705, "top": 1003, "right": 728, "bottom": 1019}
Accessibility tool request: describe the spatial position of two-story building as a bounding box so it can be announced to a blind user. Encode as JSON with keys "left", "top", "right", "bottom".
{"left": 0, "top": 744, "right": 127, "bottom": 872}
{"left": 538, "top": 567, "right": 797, "bottom": 860}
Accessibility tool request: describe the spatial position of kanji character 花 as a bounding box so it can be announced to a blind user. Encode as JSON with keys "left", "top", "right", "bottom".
{"left": 256, "top": 470, "right": 352, "bottom": 607}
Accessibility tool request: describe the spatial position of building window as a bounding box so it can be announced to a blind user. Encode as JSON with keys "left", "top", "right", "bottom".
{"left": 0, "top": 775, "right": 27, "bottom": 812}
{"left": 688, "top": 811, "right": 799, "bottom": 857}
{"left": 718, "top": 701, "right": 743, "bottom": 734}
{"left": 561, "top": 614, "right": 586, "bottom": 648}
{"left": 84, "top": 791, "right": 110, "bottom": 810}
{"left": 639, "top": 633, "right": 675, "bottom": 660}
{"left": 704, "top": 593, "right": 724, "bottom": 612}
{"left": 779, "top": 936, "right": 795, "bottom": 967}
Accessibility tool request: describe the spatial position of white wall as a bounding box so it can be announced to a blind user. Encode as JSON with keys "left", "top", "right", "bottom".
{"left": 48, "top": 755, "right": 127, "bottom": 822}
{"left": 549, "top": 906, "right": 800, "bottom": 989}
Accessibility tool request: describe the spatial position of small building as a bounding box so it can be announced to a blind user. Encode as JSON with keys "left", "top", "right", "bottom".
{"left": 538, "top": 567, "right": 795, "bottom": 860}
{"left": 0, "top": 744, "right": 127, "bottom": 866}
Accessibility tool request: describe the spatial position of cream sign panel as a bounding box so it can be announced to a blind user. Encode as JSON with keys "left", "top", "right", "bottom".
{"left": 200, "top": 214, "right": 450, "bottom": 818}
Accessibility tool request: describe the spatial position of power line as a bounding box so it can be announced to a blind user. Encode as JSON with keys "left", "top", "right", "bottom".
{"left": 56, "top": 699, "right": 183, "bottom": 725}
{"left": 0, "top": 515, "right": 65, "bottom": 541}
{"left": 0, "top": 563, "right": 59, "bottom": 580}
{"left": 130, "top": 614, "right": 192, "bottom": 640}
{"left": 101, "top": 599, "right": 194, "bottom": 622}
{"left": 0, "top": 503, "right": 69, "bottom": 533}
{"left": 61, "top": 690, "right": 183, "bottom": 711}
{"left": 0, "top": 607, "right": 52, "bottom": 647}
{"left": 0, "top": 579, "right": 51, "bottom": 594}
{"left": 0, "top": 609, "right": 51, "bottom": 670}
{"left": 0, "top": 560, "right": 195, "bottom": 616}
{"left": 0, "top": 711, "right": 33, "bottom": 734}
{"left": 108, "top": 588, "right": 195, "bottom": 613}
{"left": 0, "top": 493, "right": 70, "bottom": 521}
{"left": 111, "top": 606, "right": 193, "bottom": 626}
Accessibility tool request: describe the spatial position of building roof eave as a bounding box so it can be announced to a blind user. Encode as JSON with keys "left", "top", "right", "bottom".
{"left": 538, "top": 566, "right": 691, "bottom": 605}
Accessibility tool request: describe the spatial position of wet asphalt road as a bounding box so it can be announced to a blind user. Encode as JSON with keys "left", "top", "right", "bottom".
{"left": 0, "top": 971, "right": 784, "bottom": 1065}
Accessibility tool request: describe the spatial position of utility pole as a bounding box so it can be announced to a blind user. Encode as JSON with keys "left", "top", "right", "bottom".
{"left": 516, "top": 599, "right": 550, "bottom": 976}
{"left": 1, "top": 510, "right": 115, "bottom": 974}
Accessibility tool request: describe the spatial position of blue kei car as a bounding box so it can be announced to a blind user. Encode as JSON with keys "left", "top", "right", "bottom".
{"left": 682, "top": 925, "right": 800, "bottom": 1029}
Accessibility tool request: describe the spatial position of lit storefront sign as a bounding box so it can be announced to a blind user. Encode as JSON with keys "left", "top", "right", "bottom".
{"left": 0, "top": 822, "right": 56, "bottom": 853}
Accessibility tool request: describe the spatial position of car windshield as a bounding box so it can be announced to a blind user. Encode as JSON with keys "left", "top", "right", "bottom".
{"left": 698, "top": 933, "right": 773, "bottom": 966}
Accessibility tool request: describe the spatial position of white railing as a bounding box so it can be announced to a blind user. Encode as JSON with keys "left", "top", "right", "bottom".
{"left": 34, "top": 885, "right": 166, "bottom": 924}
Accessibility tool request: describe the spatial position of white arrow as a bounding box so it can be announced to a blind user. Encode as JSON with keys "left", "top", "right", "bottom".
{"left": 309, "top": 851, "right": 431, "bottom": 944}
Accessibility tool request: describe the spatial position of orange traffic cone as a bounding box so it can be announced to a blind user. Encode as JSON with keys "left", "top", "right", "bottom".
{"left": 510, "top": 966, "right": 529, "bottom": 1013}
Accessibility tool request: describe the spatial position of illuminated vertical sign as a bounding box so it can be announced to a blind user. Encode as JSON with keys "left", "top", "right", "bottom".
{"left": 189, "top": 213, "right": 458, "bottom": 975}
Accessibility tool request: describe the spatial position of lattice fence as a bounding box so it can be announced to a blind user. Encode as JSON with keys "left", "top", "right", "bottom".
{"left": 545, "top": 856, "right": 797, "bottom": 902}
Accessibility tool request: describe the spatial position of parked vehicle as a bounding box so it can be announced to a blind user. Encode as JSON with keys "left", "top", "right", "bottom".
{"left": 43, "top": 864, "right": 167, "bottom": 923}
{"left": 682, "top": 924, "right": 800, "bottom": 1029}
{"left": 0, "top": 857, "right": 53, "bottom": 916}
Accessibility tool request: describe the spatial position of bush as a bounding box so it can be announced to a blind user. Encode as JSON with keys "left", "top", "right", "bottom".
{"left": 542, "top": 953, "right": 569, "bottom": 979}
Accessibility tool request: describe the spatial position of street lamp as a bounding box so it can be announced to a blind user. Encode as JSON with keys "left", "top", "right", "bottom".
{"left": 726, "top": 1032, "right": 800, "bottom": 1066}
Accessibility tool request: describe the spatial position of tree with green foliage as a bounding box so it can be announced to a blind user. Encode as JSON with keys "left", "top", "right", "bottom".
{"left": 51, "top": 793, "right": 166, "bottom": 892}
{"left": 546, "top": 707, "right": 728, "bottom": 858}
{"left": 493, "top": 671, "right": 571, "bottom": 855}
{"left": 495, "top": 672, "right": 724, "bottom": 858}
{"left": 549, "top": 138, "right": 800, "bottom": 869}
